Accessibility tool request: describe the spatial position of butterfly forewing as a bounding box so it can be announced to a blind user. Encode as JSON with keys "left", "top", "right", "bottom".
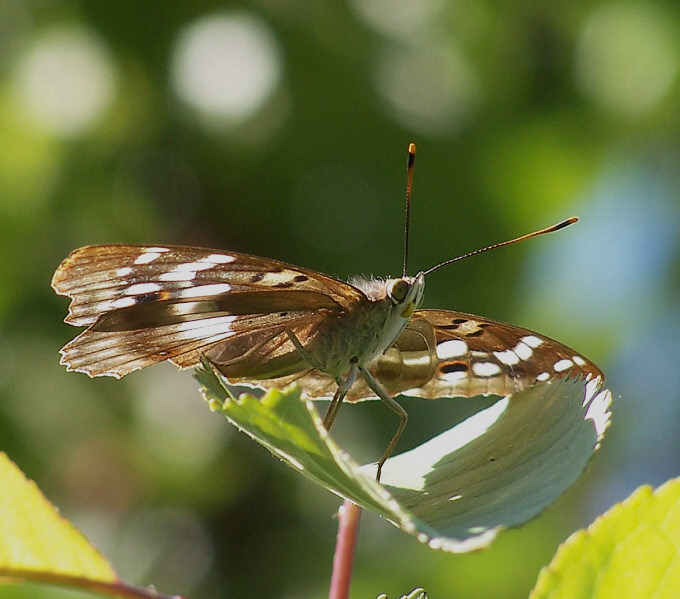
{"left": 52, "top": 244, "right": 365, "bottom": 378}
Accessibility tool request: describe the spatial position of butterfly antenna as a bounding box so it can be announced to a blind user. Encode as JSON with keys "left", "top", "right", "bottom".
{"left": 403, "top": 142, "right": 416, "bottom": 277}
{"left": 423, "top": 216, "right": 579, "bottom": 276}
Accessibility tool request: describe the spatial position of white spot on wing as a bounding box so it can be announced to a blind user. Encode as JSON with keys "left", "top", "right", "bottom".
{"left": 536, "top": 372, "right": 550, "bottom": 382}
{"left": 116, "top": 266, "right": 132, "bottom": 277}
{"left": 403, "top": 355, "right": 436, "bottom": 369}
{"left": 179, "top": 283, "right": 232, "bottom": 298}
{"left": 436, "top": 339, "right": 468, "bottom": 360}
{"left": 172, "top": 261, "right": 216, "bottom": 272}
{"left": 135, "top": 251, "right": 165, "bottom": 264}
{"left": 202, "top": 253, "right": 235, "bottom": 263}
{"left": 440, "top": 369, "right": 467, "bottom": 384}
{"left": 494, "top": 349, "right": 520, "bottom": 366}
{"left": 554, "top": 358, "right": 574, "bottom": 372}
{"left": 111, "top": 297, "right": 137, "bottom": 309}
{"left": 513, "top": 341, "right": 533, "bottom": 360}
{"left": 472, "top": 362, "right": 502, "bottom": 377}
{"left": 124, "top": 282, "right": 162, "bottom": 295}
{"left": 572, "top": 355, "right": 586, "bottom": 366}
{"left": 522, "top": 335, "right": 544, "bottom": 348}
{"left": 177, "top": 315, "right": 237, "bottom": 338}
{"left": 159, "top": 270, "right": 198, "bottom": 281}
{"left": 168, "top": 301, "right": 204, "bottom": 316}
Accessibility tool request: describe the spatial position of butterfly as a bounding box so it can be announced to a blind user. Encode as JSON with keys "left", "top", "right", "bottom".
{"left": 52, "top": 144, "right": 603, "bottom": 479}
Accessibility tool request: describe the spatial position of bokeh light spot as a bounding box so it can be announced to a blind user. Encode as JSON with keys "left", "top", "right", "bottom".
{"left": 575, "top": 3, "right": 679, "bottom": 116}
{"left": 374, "top": 41, "right": 481, "bottom": 135}
{"left": 351, "top": 0, "right": 442, "bottom": 37}
{"left": 13, "top": 26, "right": 118, "bottom": 137}
{"left": 131, "top": 366, "right": 229, "bottom": 471}
{"left": 170, "top": 12, "right": 282, "bottom": 124}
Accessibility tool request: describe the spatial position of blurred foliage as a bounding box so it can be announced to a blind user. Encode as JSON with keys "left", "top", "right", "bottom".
{"left": 1, "top": 1, "right": 679, "bottom": 598}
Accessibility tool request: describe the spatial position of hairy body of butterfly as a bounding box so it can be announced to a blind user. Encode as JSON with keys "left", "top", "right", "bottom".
{"left": 52, "top": 244, "right": 603, "bottom": 478}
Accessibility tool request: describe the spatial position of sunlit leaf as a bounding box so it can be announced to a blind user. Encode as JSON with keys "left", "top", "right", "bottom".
{"left": 530, "top": 477, "right": 680, "bottom": 599}
{"left": 0, "top": 451, "right": 116, "bottom": 584}
{"left": 0, "top": 452, "right": 182, "bottom": 599}
{"left": 196, "top": 359, "right": 612, "bottom": 551}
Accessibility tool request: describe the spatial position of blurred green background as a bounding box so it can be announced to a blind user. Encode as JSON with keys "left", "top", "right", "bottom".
{"left": 1, "top": 1, "right": 679, "bottom": 598}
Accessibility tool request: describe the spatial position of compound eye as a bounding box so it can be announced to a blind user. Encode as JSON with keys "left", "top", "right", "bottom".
{"left": 389, "top": 279, "right": 409, "bottom": 303}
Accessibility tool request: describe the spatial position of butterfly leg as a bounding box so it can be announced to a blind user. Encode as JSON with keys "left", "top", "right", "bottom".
{"left": 323, "top": 360, "right": 358, "bottom": 430}
{"left": 285, "top": 328, "right": 357, "bottom": 432}
{"left": 359, "top": 367, "right": 408, "bottom": 481}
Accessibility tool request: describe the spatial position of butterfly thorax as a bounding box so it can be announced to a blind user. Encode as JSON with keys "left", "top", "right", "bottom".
{"left": 305, "top": 273, "right": 425, "bottom": 377}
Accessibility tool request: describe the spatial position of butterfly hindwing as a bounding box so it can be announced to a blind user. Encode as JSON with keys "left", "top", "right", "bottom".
{"left": 270, "top": 309, "right": 603, "bottom": 402}
{"left": 52, "top": 245, "right": 365, "bottom": 378}
{"left": 404, "top": 309, "right": 603, "bottom": 398}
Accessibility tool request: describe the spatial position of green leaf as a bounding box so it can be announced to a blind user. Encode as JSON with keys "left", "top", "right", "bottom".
{"left": 0, "top": 451, "right": 117, "bottom": 583}
{"left": 196, "top": 359, "right": 612, "bottom": 551}
{"left": 0, "top": 451, "right": 182, "bottom": 599}
{"left": 530, "top": 477, "right": 680, "bottom": 599}
{"left": 199, "top": 368, "right": 407, "bottom": 525}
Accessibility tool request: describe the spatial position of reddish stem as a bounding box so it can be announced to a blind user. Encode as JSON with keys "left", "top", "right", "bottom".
{"left": 328, "top": 500, "right": 362, "bottom": 599}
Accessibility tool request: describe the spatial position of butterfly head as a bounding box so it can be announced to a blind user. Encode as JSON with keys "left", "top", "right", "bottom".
{"left": 387, "top": 272, "right": 425, "bottom": 320}
{"left": 346, "top": 271, "right": 425, "bottom": 366}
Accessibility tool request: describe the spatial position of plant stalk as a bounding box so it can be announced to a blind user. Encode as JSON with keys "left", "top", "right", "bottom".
{"left": 328, "top": 500, "right": 362, "bottom": 599}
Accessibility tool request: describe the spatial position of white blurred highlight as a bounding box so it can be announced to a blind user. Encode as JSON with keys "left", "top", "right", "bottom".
{"left": 170, "top": 13, "right": 282, "bottom": 124}
{"left": 13, "top": 27, "right": 117, "bottom": 137}
{"left": 374, "top": 41, "right": 481, "bottom": 135}
{"left": 351, "top": 0, "right": 442, "bottom": 37}
{"left": 131, "top": 365, "right": 229, "bottom": 470}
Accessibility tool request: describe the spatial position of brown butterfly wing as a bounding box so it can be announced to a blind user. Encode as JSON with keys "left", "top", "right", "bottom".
{"left": 389, "top": 309, "right": 603, "bottom": 399}
{"left": 276, "top": 308, "right": 603, "bottom": 401}
{"left": 52, "top": 245, "right": 366, "bottom": 378}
